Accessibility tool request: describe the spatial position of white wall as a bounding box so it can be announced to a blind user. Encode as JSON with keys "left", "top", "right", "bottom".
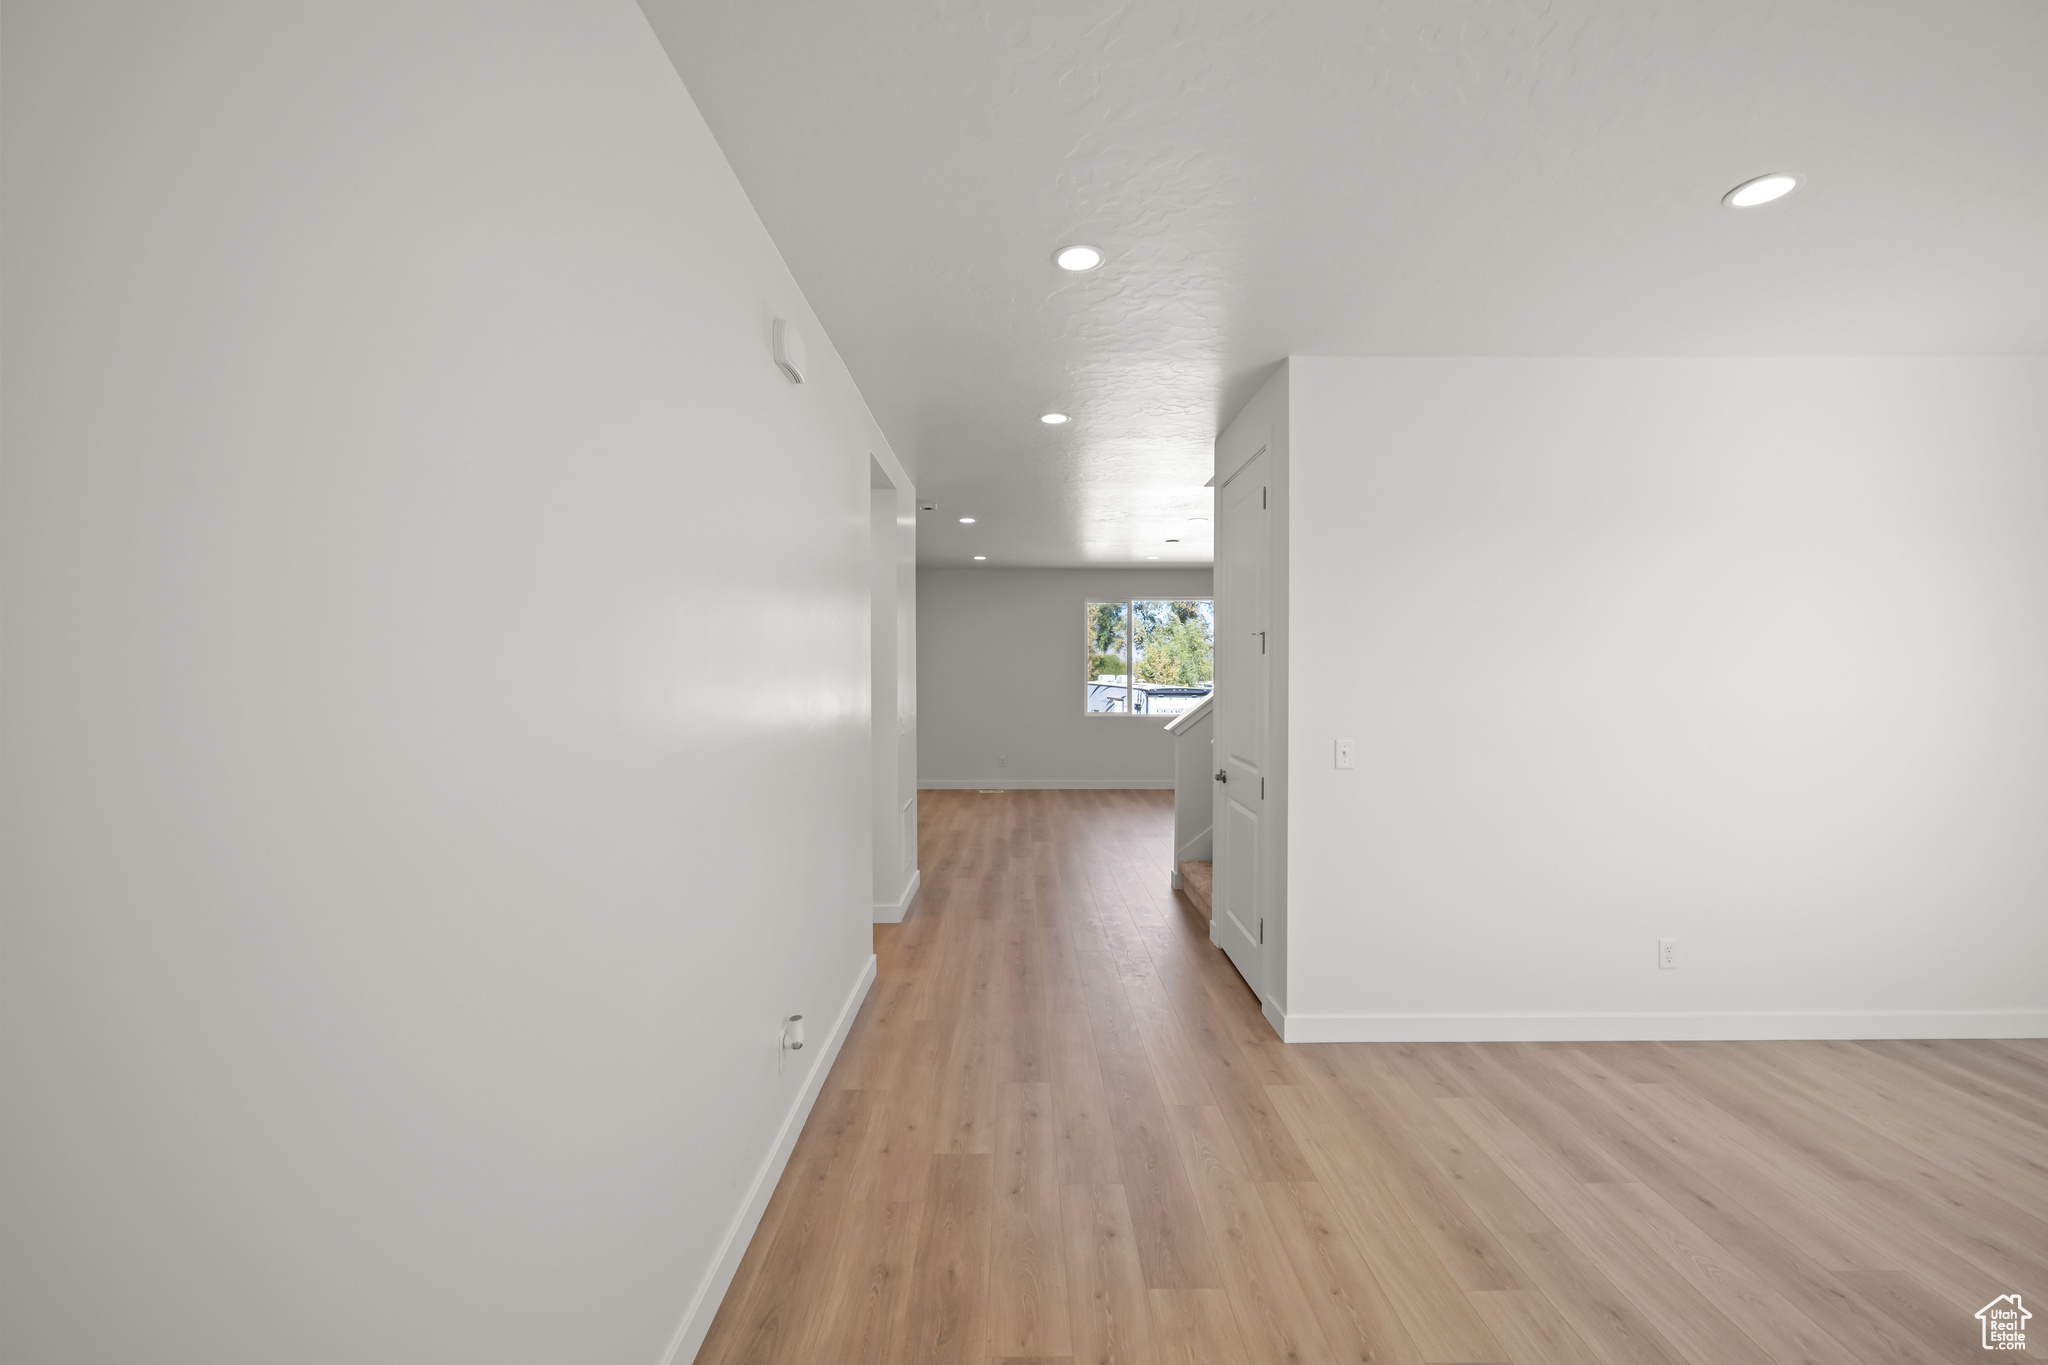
{"left": 1169, "top": 703, "right": 1216, "bottom": 874}
{"left": 1282, "top": 358, "right": 2048, "bottom": 1041}
{"left": 0, "top": 6, "right": 895, "bottom": 1363}
{"left": 919, "top": 567, "right": 1213, "bottom": 788}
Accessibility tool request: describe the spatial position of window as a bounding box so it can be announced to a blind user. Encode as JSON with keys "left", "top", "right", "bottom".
{"left": 1084, "top": 599, "right": 1214, "bottom": 715}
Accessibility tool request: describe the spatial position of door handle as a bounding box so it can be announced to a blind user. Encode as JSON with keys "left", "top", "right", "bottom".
{"left": 1215, "top": 769, "right": 1227, "bottom": 783}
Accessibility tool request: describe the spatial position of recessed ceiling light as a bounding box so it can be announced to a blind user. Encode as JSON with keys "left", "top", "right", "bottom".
{"left": 1040, "top": 412, "right": 1069, "bottom": 425}
{"left": 1189, "top": 515, "right": 1209, "bottom": 522}
{"left": 1165, "top": 538, "right": 1179, "bottom": 543}
{"left": 958, "top": 517, "right": 975, "bottom": 523}
{"left": 1146, "top": 555, "right": 1160, "bottom": 560}
{"left": 1723, "top": 172, "right": 1802, "bottom": 208}
{"left": 973, "top": 555, "right": 986, "bottom": 561}
{"left": 1053, "top": 244, "right": 1103, "bottom": 272}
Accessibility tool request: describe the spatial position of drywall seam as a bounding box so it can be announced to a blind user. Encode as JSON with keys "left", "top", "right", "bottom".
{"left": 917, "top": 779, "right": 1176, "bottom": 790}
{"left": 658, "top": 951, "right": 877, "bottom": 1365}
{"left": 873, "top": 867, "right": 921, "bottom": 925}
{"left": 1276, "top": 1009, "right": 2048, "bottom": 1044}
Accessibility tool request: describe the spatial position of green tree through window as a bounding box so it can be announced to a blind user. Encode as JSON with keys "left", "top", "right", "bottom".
{"left": 1084, "top": 602, "right": 1131, "bottom": 711}
{"left": 1135, "top": 600, "right": 1214, "bottom": 686}
{"left": 1086, "top": 598, "right": 1212, "bottom": 713}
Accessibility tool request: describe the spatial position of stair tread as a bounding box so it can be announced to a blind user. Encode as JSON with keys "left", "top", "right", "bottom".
{"left": 1178, "top": 859, "right": 1214, "bottom": 917}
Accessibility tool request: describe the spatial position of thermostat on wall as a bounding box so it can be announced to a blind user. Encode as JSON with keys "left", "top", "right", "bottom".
{"left": 772, "top": 318, "right": 806, "bottom": 384}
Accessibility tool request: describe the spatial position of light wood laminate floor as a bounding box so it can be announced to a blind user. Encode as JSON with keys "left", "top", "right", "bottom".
{"left": 695, "top": 788, "right": 2048, "bottom": 1365}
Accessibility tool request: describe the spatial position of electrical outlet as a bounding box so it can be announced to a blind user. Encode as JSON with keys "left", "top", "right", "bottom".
{"left": 1658, "top": 938, "right": 1678, "bottom": 970}
{"left": 998, "top": 754, "right": 1006, "bottom": 767}
{"left": 1334, "top": 738, "right": 1356, "bottom": 769}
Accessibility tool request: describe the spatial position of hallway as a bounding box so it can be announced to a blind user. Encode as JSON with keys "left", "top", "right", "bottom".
{"left": 697, "top": 790, "right": 2048, "bottom": 1365}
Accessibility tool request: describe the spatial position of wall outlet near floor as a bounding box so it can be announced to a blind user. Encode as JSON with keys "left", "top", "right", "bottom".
{"left": 998, "top": 754, "right": 1006, "bottom": 767}
{"left": 1334, "top": 738, "right": 1356, "bottom": 769}
{"left": 1658, "top": 938, "right": 1678, "bottom": 970}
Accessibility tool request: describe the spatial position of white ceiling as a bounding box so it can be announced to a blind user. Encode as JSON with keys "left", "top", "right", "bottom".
{"left": 639, "top": 0, "right": 2048, "bottom": 567}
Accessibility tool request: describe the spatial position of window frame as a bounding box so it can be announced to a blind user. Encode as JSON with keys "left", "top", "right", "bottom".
{"left": 1083, "top": 597, "right": 1214, "bottom": 717}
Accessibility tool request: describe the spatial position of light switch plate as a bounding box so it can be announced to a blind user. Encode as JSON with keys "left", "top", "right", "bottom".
{"left": 1334, "top": 738, "right": 1356, "bottom": 769}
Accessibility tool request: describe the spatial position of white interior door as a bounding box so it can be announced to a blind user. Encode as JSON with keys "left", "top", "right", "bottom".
{"left": 1212, "top": 451, "right": 1268, "bottom": 992}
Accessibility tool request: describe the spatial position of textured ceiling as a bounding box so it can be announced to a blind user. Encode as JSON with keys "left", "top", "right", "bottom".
{"left": 638, "top": 0, "right": 2048, "bottom": 566}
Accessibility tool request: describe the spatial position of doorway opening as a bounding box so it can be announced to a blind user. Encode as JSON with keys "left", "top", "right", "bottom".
{"left": 870, "top": 456, "right": 919, "bottom": 923}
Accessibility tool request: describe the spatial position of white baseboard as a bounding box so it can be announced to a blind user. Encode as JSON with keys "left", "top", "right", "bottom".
{"left": 874, "top": 867, "right": 920, "bottom": 924}
{"left": 1274, "top": 1008, "right": 2048, "bottom": 1044}
{"left": 658, "top": 952, "right": 877, "bottom": 1365}
{"left": 918, "top": 778, "right": 1174, "bottom": 790}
